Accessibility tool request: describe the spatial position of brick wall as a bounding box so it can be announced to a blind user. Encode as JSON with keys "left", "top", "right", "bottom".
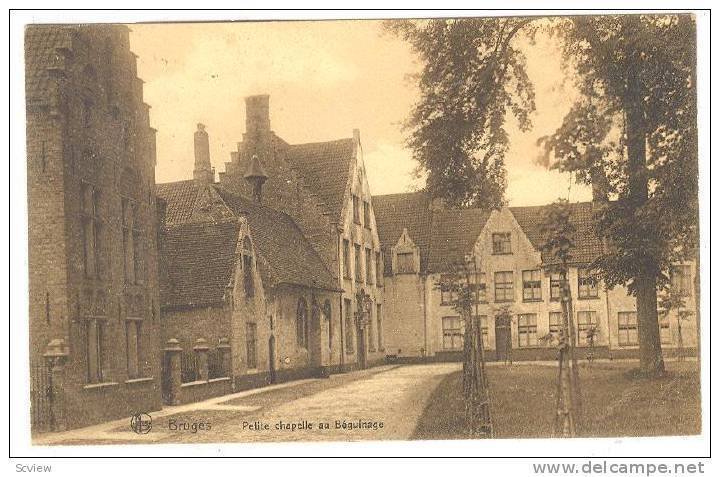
{"left": 26, "top": 25, "right": 162, "bottom": 431}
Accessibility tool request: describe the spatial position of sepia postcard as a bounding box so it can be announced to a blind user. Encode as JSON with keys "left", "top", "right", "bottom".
{"left": 9, "top": 7, "right": 711, "bottom": 468}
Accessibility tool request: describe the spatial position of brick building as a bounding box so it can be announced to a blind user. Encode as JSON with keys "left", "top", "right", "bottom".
{"left": 26, "top": 25, "right": 162, "bottom": 432}
{"left": 374, "top": 192, "right": 698, "bottom": 362}
{"left": 218, "top": 95, "right": 386, "bottom": 371}
{"left": 155, "top": 95, "right": 388, "bottom": 403}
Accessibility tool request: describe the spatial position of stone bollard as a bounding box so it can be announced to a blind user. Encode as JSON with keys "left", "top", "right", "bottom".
{"left": 217, "top": 337, "right": 232, "bottom": 378}
{"left": 43, "top": 338, "right": 69, "bottom": 431}
{"left": 194, "top": 338, "right": 210, "bottom": 381}
{"left": 163, "top": 338, "right": 182, "bottom": 405}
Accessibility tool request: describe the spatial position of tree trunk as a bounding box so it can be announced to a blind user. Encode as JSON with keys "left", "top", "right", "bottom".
{"left": 624, "top": 39, "right": 665, "bottom": 376}
{"left": 636, "top": 275, "right": 665, "bottom": 375}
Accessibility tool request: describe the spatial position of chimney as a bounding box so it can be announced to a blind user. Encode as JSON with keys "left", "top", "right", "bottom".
{"left": 245, "top": 94, "right": 271, "bottom": 138}
{"left": 193, "top": 123, "right": 214, "bottom": 185}
{"left": 244, "top": 154, "right": 269, "bottom": 203}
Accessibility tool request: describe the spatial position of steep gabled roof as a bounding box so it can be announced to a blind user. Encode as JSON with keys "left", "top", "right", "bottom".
{"left": 156, "top": 179, "right": 339, "bottom": 309}
{"left": 160, "top": 220, "right": 239, "bottom": 309}
{"left": 372, "top": 191, "right": 433, "bottom": 274}
{"left": 156, "top": 180, "right": 201, "bottom": 224}
{"left": 214, "top": 187, "right": 340, "bottom": 292}
{"left": 286, "top": 138, "right": 355, "bottom": 223}
{"left": 510, "top": 201, "right": 604, "bottom": 266}
{"left": 427, "top": 208, "right": 491, "bottom": 273}
{"left": 372, "top": 192, "right": 604, "bottom": 275}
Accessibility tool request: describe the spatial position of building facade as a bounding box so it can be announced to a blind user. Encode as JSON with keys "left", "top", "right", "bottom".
{"left": 218, "top": 95, "right": 386, "bottom": 371}
{"left": 26, "top": 25, "right": 162, "bottom": 431}
{"left": 157, "top": 150, "right": 342, "bottom": 404}
{"left": 375, "top": 193, "right": 699, "bottom": 363}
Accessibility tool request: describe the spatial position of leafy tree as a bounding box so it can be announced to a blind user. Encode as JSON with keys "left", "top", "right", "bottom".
{"left": 539, "top": 15, "right": 698, "bottom": 376}
{"left": 436, "top": 258, "right": 493, "bottom": 437}
{"left": 386, "top": 18, "right": 535, "bottom": 209}
{"left": 539, "top": 200, "right": 582, "bottom": 433}
{"left": 389, "top": 15, "right": 698, "bottom": 376}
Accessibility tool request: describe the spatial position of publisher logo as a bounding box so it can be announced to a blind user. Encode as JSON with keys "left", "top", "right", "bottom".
{"left": 130, "top": 413, "right": 153, "bottom": 434}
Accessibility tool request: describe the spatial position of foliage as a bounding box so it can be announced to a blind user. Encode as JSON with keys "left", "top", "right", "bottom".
{"left": 538, "top": 199, "right": 576, "bottom": 269}
{"left": 385, "top": 18, "right": 537, "bottom": 209}
{"left": 539, "top": 15, "right": 698, "bottom": 292}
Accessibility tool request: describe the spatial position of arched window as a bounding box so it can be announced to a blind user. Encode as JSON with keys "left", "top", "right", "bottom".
{"left": 242, "top": 236, "right": 254, "bottom": 297}
{"left": 296, "top": 298, "right": 308, "bottom": 348}
{"left": 323, "top": 300, "right": 332, "bottom": 349}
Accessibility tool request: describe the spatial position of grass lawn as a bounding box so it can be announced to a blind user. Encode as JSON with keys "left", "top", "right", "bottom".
{"left": 412, "top": 361, "right": 700, "bottom": 440}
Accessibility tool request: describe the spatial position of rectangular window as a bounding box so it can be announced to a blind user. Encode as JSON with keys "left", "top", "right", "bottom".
{"left": 125, "top": 319, "right": 142, "bottom": 379}
{"left": 577, "top": 311, "right": 598, "bottom": 346}
{"left": 377, "top": 304, "right": 383, "bottom": 351}
{"left": 344, "top": 299, "right": 354, "bottom": 354}
{"left": 396, "top": 252, "right": 415, "bottom": 274}
{"left": 659, "top": 315, "right": 672, "bottom": 344}
{"left": 618, "top": 311, "right": 638, "bottom": 346}
{"left": 442, "top": 316, "right": 464, "bottom": 350}
{"left": 122, "top": 198, "right": 134, "bottom": 284}
{"left": 343, "top": 239, "right": 351, "bottom": 279}
{"left": 363, "top": 201, "right": 371, "bottom": 229}
{"left": 469, "top": 272, "right": 487, "bottom": 303}
{"left": 550, "top": 272, "right": 563, "bottom": 301}
{"left": 517, "top": 313, "right": 538, "bottom": 347}
{"left": 133, "top": 229, "right": 143, "bottom": 285}
{"left": 352, "top": 195, "right": 361, "bottom": 224}
{"left": 671, "top": 265, "right": 692, "bottom": 296}
{"left": 478, "top": 315, "right": 489, "bottom": 349}
{"left": 86, "top": 319, "right": 106, "bottom": 383}
{"left": 376, "top": 251, "right": 383, "bottom": 287}
{"left": 81, "top": 183, "right": 102, "bottom": 279}
{"left": 549, "top": 311, "right": 563, "bottom": 337}
{"left": 578, "top": 268, "right": 599, "bottom": 298}
{"left": 354, "top": 244, "right": 363, "bottom": 282}
{"left": 492, "top": 232, "right": 512, "bottom": 254}
{"left": 494, "top": 271, "right": 514, "bottom": 302}
{"left": 440, "top": 274, "right": 457, "bottom": 306}
{"left": 522, "top": 269, "right": 542, "bottom": 301}
{"left": 365, "top": 248, "right": 374, "bottom": 284}
{"left": 246, "top": 322, "right": 257, "bottom": 369}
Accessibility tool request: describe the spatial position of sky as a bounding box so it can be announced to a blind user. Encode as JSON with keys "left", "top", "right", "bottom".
{"left": 129, "top": 19, "right": 592, "bottom": 206}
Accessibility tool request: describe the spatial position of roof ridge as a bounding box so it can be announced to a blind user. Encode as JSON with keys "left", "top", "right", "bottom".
{"left": 288, "top": 137, "right": 353, "bottom": 148}
{"left": 373, "top": 190, "right": 428, "bottom": 199}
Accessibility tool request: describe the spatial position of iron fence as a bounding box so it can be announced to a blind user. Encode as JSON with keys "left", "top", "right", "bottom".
{"left": 30, "top": 362, "right": 53, "bottom": 432}
{"left": 180, "top": 351, "right": 198, "bottom": 383}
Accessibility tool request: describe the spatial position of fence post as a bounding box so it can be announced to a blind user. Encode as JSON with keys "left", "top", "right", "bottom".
{"left": 194, "top": 338, "right": 210, "bottom": 381}
{"left": 43, "top": 338, "right": 69, "bottom": 431}
{"left": 217, "top": 337, "right": 232, "bottom": 378}
{"left": 164, "top": 338, "right": 182, "bottom": 405}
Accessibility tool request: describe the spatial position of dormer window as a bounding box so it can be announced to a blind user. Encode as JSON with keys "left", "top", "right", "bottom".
{"left": 492, "top": 232, "right": 512, "bottom": 255}
{"left": 396, "top": 252, "right": 415, "bottom": 274}
{"left": 391, "top": 228, "right": 419, "bottom": 275}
